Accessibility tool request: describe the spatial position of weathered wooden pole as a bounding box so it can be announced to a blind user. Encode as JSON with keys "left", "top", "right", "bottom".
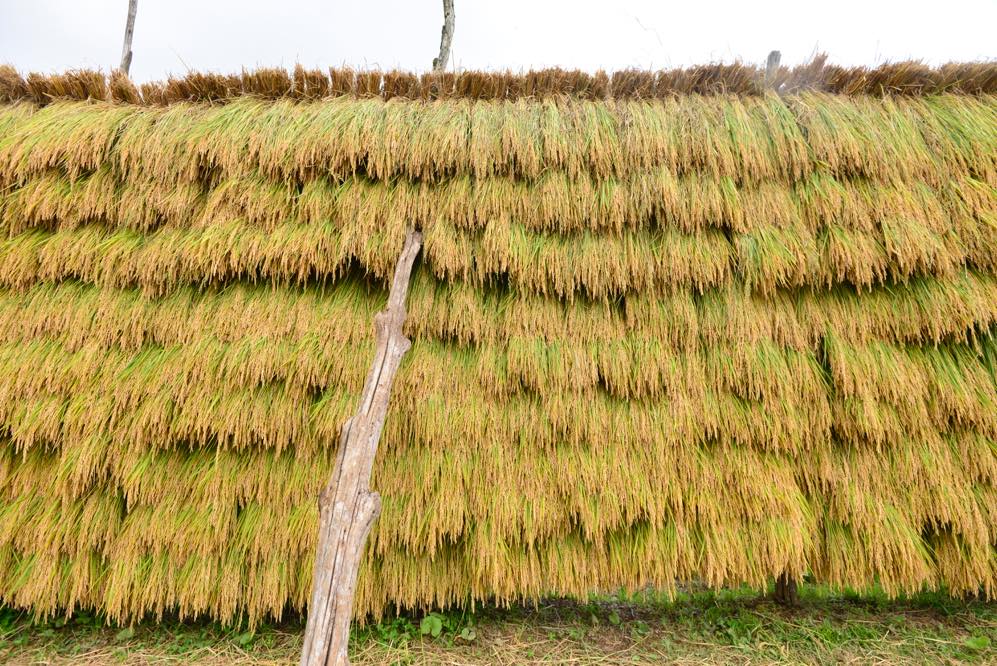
{"left": 773, "top": 571, "right": 799, "bottom": 606}
{"left": 433, "top": 0, "right": 455, "bottom": 73}
{"left": 764, "top": 49, "right": 781, "bottom": 90}
{"left": 299, "top": 230, "right": 423, "bottom": 666}
{"left": 300, "top": 3, "right": 454, "bottom": 662}
{"left": 119, "top": 0, "right": 138, "bottom": 75}
{"left": 766, "top": 49, "right": 797, "bottom": 607}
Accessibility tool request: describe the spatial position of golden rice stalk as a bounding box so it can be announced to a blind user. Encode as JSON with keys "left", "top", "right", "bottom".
{"left": 0, "top": 66, "right": 29, "bottom": 103}
{"left": 108, "top": 71, "right": 141, "bottom": 105}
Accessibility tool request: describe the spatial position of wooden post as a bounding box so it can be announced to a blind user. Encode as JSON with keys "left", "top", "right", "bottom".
{"left": 301, "top": 3, "right": 448, "bottom": 662}
{"left": 119, "top": 0, "right": 138, "bottom": 75}
{"left": 299, "top": 230, "right": 423, "bottom": 666}
{"left": 773, "top": 572, "right": 799, "bottom": 606}
{"left": 432, "top": 0, "right": 456, "bottom": 73}
{"left": 765, "top": 50, "right": 781, "bottom": 90}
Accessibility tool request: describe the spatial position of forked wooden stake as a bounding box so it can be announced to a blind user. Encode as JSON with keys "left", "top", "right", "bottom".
{"left": 300, "top": 230, "right": 423, "bottom": 666}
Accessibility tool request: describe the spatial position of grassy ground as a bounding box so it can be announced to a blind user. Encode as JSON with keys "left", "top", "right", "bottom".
{"left": 0, "top": 586, "right": 994, "bottom": 665}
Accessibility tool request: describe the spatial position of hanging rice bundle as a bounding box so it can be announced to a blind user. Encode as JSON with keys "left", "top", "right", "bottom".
{"left": 0, "top": 63, "right": 995, "bottom": 626}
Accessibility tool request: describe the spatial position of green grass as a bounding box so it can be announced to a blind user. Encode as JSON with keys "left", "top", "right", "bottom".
{"left": 0, "top": 585, "right": 994, "bottom": 664}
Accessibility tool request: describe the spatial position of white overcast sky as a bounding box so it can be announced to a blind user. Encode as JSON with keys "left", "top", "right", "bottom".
{"left": 1, "top": 1, "right": 995, "bottom": 83}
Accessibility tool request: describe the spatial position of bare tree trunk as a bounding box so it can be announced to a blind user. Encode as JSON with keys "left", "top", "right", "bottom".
{"left": 119, "top": 0, "right": 138, "bottom": 75}
{"left": 299, "top": 230, "right": 423, "bottom": 666}
{"left": 432, "top": 0, "right": 456, "bottom": 73}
